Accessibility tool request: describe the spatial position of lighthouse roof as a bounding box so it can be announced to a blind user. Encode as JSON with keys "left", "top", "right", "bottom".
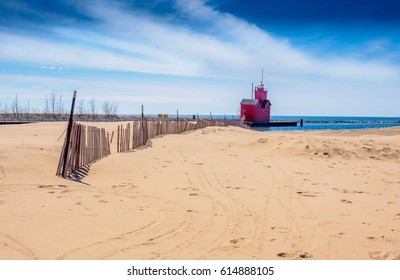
{"left": 240, "top": 99, "right": 259, "bottom": 105}
{"left": 256, "top": 82, "right": 265, "bottom": 90}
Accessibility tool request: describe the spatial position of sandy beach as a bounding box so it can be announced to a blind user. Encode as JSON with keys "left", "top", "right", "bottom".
{"left": 0, "top": 122, "right": 399, "bottom": 260}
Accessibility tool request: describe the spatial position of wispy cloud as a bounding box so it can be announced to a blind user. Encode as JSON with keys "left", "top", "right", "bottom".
{"left": 2, "top": 0, "right": 398, "bottom": 80}
{"left": 0, "top": 0, "right": 399, "bottom": 115}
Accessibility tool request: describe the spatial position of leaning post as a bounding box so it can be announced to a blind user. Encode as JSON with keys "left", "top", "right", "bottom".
{"left": 62, "top": 90, "right": 77, "bottom": 178}
{"left": 141, "top": 105, "right": 144, "bottom": 145}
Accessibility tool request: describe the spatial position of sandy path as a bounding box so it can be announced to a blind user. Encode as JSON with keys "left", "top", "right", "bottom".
{"left": 0, "top": 123, "right": 399, "bottom": 259}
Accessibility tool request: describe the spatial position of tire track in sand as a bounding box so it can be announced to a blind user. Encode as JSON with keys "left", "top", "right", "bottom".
{"left": 271, "top": 156, "right": 332, "bottom": 259}
{"left": 58, "top": 200, "right": 189, "bottom": 259}
{"left": 0, "top": 232, "right": 39, "bottom": 260}
{"left": 204, "top": 164, "right": 266, "bottom": 259}
{"left": 167, "top": 148, "right": 265, "bottom": 259}
{"left": 98, "top": 200, "right": 191, "bottom": 260}
{"left": 153, "top": 150, "right": 233, "bottom": 259}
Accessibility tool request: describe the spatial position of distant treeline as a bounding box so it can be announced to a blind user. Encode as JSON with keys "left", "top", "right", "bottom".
{"left": 0, "top": 92, "right": 119, "bottom": 119}
{"left": 0, "top": 113, "right": 220, "bottom": 123}
{"left": 0, "top": 113, "right": 126, "bottom": 123}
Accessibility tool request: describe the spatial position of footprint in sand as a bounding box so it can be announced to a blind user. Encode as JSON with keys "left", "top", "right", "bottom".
{"left": 297, "top": 191, "right": 322, "bottom": 198}
{"left": 369, "top": 251, "right": 400, "bottom": 260}
{"left": 331, "top": 232, "right": 346, "bottom": 238}
{"left": 189, "top": 193, "right": 198, "bottom": 196}
{"left": 277, "top": 252, "right": 288, "bottom": 258}
{"left": 299, "top": 252, "right": 313, "bottom": 259}
{"left": 367, "top": 236, "right": 385, "bottom": 241}
{"left": 293, "top": 171, "right": 310, "bottom": 175}
{"left": 98, "top": 200, "right": 108, "bottom": 203}
{"left": 38, "top": 185, "right": 53, "bottom": 189}
{"left": 38, "top": 184, "right": 67, "bottom": 189}
{"left": 340, "top": 199, "right": 352, "bottom": 204}
{"left": 277, "top": 251, "right": 313, "bottom": 259}
{"left": 270, "top": 226, "right": 291, "bottom": 233}
{"left": 333, "top": 188, "right": 365, "bottom": 194}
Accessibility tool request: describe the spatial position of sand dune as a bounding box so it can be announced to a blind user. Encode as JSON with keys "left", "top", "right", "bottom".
{"left": 0, "top": 123, "right": 399, "bottom": 259}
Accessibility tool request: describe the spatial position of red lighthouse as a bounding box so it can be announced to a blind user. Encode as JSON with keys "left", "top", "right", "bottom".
{"left": 240, "top": 80, "right": 271, "bottom": 125}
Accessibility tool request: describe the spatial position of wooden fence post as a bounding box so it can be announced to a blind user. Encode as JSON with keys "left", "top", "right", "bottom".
{"left": 117, "top": 125, "right": 120, "bottom": 153}
{"left": 61, "top": 90, "right": 77, "bottom": 178}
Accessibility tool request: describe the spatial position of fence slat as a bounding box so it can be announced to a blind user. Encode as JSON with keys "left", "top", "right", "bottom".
{"left": 116, "top": 118, "right": 241, "bottom": 153}
{"left": 57, "top": 118, "right": 241, "bottom": 178}
{"left": 56, "top": 122, "right": 111, "bottom": 178}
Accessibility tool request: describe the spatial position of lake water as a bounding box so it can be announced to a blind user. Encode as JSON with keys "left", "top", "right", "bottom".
{"left": 259, "top": 116, "right": 400, "bottom": 131}
{"left": 121, "top": 114, "right": 400, "bottom": 131}
{"left": 193, "top": 115, "right": 400, "bottom": 131}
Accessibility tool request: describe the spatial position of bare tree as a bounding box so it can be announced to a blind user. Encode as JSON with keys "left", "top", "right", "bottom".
{"left": 50, "top": 90, "right": 57, "bottom": 116}
{"left": 89, "top": 97, "right": 97, "bottom": 117}
{"left": 25, "top": 99, "right": 31, "bottom": 114}
{"left": 102, "top": 100, "right": 119, "bottom": 116}
{"left": 11, "top": 95, "right": 20, "bottom": 118}
{"left": 2, "top": 102, "right": 9, "bottom": 114}
{"left": 43, "top": 95, "right": 50, "bottom": 114}
{"left": 102, "top": 101, "right": 111, "bottom": 116}
{"left": 0, "top": 102, "right": 4, "bottom": 116}
{"left": 56, "top": 93, "right": 64, "bottom": 116}
{"left": 110, "top": 101, "right": 118, "bottom": 116}
{"left": 32, "top": 107, "right": 40, "bottom": 114}
{"left": 76, "top": 99, "right": 85, "bottom": 115}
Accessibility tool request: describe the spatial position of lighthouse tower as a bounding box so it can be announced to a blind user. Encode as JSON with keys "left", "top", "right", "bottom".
{"left": 253, "top": 81, "right": 271, "bottom": 122}
{"left": 240, "top": 79, "right": 272, "bottom": 124}
{"left": 255, "top": 82, "right": 267, "bottom": 100}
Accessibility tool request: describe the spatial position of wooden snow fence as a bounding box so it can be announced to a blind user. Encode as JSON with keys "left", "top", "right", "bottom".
{"left": 197, "top": 118, "right": 241, "bottom": 128}
{"left": 117, "top": 119, "right": 198, "bottom": 153}
{"left": 56, "top": 122, "right": 111, "bottom": 178}
{"left": 116, "top": 118, "right": 241, "bottom": 153}
{"left": 56, "top": 117, "right": 241, "bottom": 179}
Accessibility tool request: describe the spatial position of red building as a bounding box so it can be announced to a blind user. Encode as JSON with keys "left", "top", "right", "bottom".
{"left": 240, "top": 81, "right": 271, "bottom": 124}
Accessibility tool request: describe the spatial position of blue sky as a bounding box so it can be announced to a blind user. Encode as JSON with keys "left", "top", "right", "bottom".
{"left": 0, "top": 0, "right": 399, "bottom": 116}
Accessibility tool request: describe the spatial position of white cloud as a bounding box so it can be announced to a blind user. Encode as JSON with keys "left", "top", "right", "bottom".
{"left": 0, "top": 0, "right": 399, "bottom": 115}
{"left": 1, "top": 0, "right": 398, "bottom": 81}
{"left": 173, "top": 0, "right": 400, "bottom": 80}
